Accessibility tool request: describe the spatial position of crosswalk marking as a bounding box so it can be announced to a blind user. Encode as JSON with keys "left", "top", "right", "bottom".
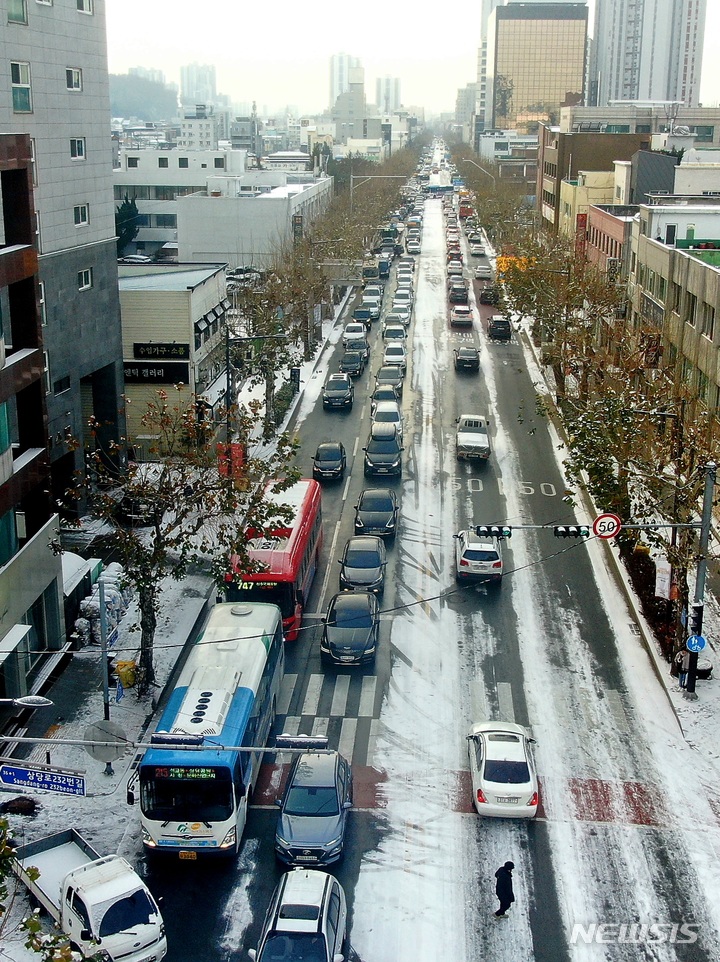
{"left": 278, "top": 674, "right": 296, "bottom": 716}
{"left": 359, "top": 676, "right": 377, "bottom": 716}
{"left": 281, "top": 716, "right": 300, "bottom": 736}
{"left": 302, "top": 673, "right": 324, "bottom": 716}
{"left": 470, "top": 678, "right": 488, "bottom": 723}
{"left": 367, "top": 719, "right": 380, "bottom": 763}
{"left": 312, "top": 716, "right": 329, "bottom": 737}
{"left": 339, "top": 717, "right": 357, "bottom": 759}
{"left": 331, "top": 675, "right": 350, "bottom": 716}
{"left": 497, "top": 682, "right": 515, "bottom": 722}
{"left": 605, "top": 689, "right": 629, "bottom": 733}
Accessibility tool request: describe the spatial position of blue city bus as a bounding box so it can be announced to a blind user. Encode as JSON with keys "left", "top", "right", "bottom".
{"left": 135, "top": 603, "right": 284, "bottom": 859}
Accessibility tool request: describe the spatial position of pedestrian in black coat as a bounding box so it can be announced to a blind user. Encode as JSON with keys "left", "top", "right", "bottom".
{"left": 494, "top": 861, "right": 515, "bottom": 918}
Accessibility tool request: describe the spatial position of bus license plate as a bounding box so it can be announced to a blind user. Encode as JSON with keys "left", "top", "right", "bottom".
{"left": 179, "top": 850, "right": 197, "bottom": 860}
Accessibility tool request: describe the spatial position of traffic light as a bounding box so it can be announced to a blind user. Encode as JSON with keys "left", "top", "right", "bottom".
{"left": 475, "top": 525, "right": 512, "bottom": 539}
{"left": 553, "top": 525, "right": 590, "bottom": 539}
{"left": 688, "top": 602, "right": 704, "bottom": 637}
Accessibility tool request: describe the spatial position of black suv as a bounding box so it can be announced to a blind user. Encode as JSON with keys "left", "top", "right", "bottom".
{"left": 339, "top": 350, "right": 365, "bottom": 377}
{"left": 322, "top": 373, "right": 354, "bottom": 410}
{"left": 479, "top": 285, "right": 501, "bottom": 305}
{"left": 488, "top": 315, "right": 512, "bottom": 341}
{"left": 363, "top": 422, "right": 403, "bottom": 477}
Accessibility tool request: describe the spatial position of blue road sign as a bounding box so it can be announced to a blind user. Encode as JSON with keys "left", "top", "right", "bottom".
{"left": 0, "top": 761, "right": 86, "bottom": 796}
{"left": 687, "top": 634, "right": 707, "bottom": 653}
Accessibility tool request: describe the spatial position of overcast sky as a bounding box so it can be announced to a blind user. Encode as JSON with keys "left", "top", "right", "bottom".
{"left": 104, "top": 0, "right": 720, "bottom": 118}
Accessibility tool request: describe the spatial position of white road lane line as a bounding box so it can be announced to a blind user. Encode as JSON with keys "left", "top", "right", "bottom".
{"left": 278, "top": 674, "right": 297, "bottom": 716}
{"left": 302, "top": 674, "right": 324, "bottom": 716}
{"left": 342, "top": 475, "right": 351, "bottom": 500}
{"left": 339, "top": 717, "right": 357, "bottom": 761}
{"left": 470, "top": 678, "right": 488, "bottom": 725}
{"left": 319, "top": 520, "right": 342, "bottom": 611}
{"left": 497, "top": 682, "right": 515, "bottom": 723}
{"left": 331, "top": 674, "right": 350, "bottom": 716}
{"left": 359, "top": 676, "right": 377, "bottom": 716}
{"left": 353, "top": 436, "right": 360, "bottom": 457}
{"left": 312, "top": 716, "right": 329, "bottom": 737}
{"left": 606, "top": 689, "right": 630, "bottom": 733}
{"left": 367, "top": 719, "right": 380, "bottom": 764}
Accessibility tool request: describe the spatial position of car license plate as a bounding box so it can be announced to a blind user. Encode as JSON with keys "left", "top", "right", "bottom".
{"left": 297, "top": 855, "right": 318, "bottom": 862}
{"left": 376, "top": 468, "right": 388, "bottom": 473}
{"left": 339, "top": 656, "right": 355, "bottom": 663}
{"left": 496, "top": 797, "right": 519, "bottom": 804}
{"left": 179, "top": 850, "right": 197, "bottom": 860}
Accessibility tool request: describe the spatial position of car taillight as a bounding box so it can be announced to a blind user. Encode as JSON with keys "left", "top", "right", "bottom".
{"left": 492, "top": 561, "right": 502, "bottom": 569}
{"left": 528, "top": 791, "right": 538, "bottom": 808}
{"left": 476, "top": 788, "right": 487, "bottom": 804}
{"left": 460, "top": 558, "right": 470, "bottom": 566}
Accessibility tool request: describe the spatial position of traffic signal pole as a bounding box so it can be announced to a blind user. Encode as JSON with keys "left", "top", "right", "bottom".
{"left": 684, "top": 461, "right": 717, "bottom": 699}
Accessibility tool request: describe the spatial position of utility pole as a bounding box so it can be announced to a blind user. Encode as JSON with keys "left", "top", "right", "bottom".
{"left": 683, "top": 460, "right": 716, "bottom": 699}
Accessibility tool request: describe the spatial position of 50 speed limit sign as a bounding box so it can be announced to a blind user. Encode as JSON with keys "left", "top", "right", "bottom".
{"left": 593, "top": 513, "right": 622, "bottom": 539}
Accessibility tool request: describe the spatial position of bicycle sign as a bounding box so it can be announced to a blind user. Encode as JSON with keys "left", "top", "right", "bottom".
{"left": 593, "top": 513, "right": 622, "bottom": 539}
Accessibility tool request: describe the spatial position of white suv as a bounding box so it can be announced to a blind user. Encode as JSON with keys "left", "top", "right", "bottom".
{"left": 454, "top": 529, "right": 503, "bottom": 587}
{"left": 248, "top": 869, "right": 347, "bottom": 962}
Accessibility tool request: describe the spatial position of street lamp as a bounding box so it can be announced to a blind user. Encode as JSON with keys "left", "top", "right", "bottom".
{"left": 462, "top": 158, "right": 496, "bottom": 186}
{"left": 0, "top": 695, "right": 54, "bottom": 708}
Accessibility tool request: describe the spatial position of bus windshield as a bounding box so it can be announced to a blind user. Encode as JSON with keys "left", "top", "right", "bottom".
{"left": 140, "top": 768, "right": 234, "bottom": 822}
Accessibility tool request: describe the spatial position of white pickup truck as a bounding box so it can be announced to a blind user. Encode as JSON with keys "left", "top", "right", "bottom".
{"left": 455, "top": 413, "right": 492, "bottom": 461}
{"left": 13, "top": 828, "right": 167, "bottom": 962}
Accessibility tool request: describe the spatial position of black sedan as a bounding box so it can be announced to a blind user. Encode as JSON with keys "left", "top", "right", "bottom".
{"left": 354, "top": 487, "right": 399, "bottom": 538}
{"left": 312, "top": 441, "right": 347, "bottom": 481}
{"left": 320, "top": 591, "right": 380, "bottom": 665}
{"left": 454, "top": 347, "right": 481, "bottom": 372}
{"left": 338, "top": 536, "right": 386, "bottom": 594}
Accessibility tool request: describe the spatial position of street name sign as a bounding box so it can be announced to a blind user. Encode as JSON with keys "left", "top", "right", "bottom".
{"left": 0, "top": 757, "right": 86, "bottom": 796}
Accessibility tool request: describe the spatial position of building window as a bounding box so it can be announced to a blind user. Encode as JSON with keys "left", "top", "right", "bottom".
{"left": 70, "top": 137, "right": 85, "bottom": 159}
{"left": 8, "top": 0, "right": 28, "bottom": 23}
{"left": 701, "top": 302, "right": 715, "bottom": 340}
{"left": 127, "top": 156, "right": 139, "bottom": 168}
{"left": 77, "top": 268, "right": 92, "bottom": 290}
{"left": 73, "top": 204, "right": 89, "bottom": 226}
{"left": 158, "top": 156, "right": 169, "bottom": 168}
{"left": 686, "top": 292, "right": 697, "bottom": 327}
{"left": 179, "top": 157, "right": 189, "bottom": 168}
{"left": 692, "top": 126, "right": 714, "bottom": 143}
{"left": 214, "top": 157, "right": 225, "bottom": 169}
{"left": 76, "top": 0, "right": 93, "bottom": 12}
{"left": 66, "top": 68, "right": 82, "bottom": 91}
{"left": 155, "top": 214, "right": 177, "bottom": 229}
{"left": 39, "top": 280, "right": 47, "bottom": 326}
{"left": 11, "top": 61, "right": 32, "bottom": 112}
{"left": 53, "top": 375, "right": 71, "bottom": 395}
{"left": 36, "top": 0, "right": 53, "bottom": 5}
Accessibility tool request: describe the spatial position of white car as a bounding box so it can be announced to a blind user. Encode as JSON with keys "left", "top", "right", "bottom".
{"left": 454, "top": 528, "right": 501, "bottom": 583}
{"left": 382, "top": 342, "right": 407, "bottom": 371}
{"left": 342, "top": 322, "right": 367, "bottom": 347}
{"left": 382, "top": 323, "right": 406, "bottom": 342}
{"left": 406, "top": 240, "right": 421, "bottom": 255}
{"left": 393, "top": 289, "right": 413, "bottom": 309}
{"left": 475, "top": 265, "right": 493, "bottom": 280}
{"left": 371, "top": 400, "right": 404, "bottom": 440}
{"left": 385, "top": 307, "right": 412, "bottom": 328}
{"left": 466, "top": 721, "right": 538, "bottom": 818}
{"left": 248, "top": 869, "right": 348, "bottom": 962}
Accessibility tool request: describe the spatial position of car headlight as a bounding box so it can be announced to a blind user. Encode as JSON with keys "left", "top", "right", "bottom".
{"left": 324, "top": 834, "right": 343, "bottom": 848}
{"left": 385, "top": 517, "right": 396, "bottom": 528}
{"left": 355, "top": 518, "right": 364, "bottom": 528}
{"left": 141, "top": 826, "right": 156, "bottom": 847}
{"left": 390, "top": 458, "right": 401, "bottom": 468}
{"left": 275, "top": 833, "right": 290, "bottom": 848}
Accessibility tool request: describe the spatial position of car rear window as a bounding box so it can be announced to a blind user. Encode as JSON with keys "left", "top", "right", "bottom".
{"left": 483, "top": 759, "right": 530, "bottom": 785}
{"left": 463, "top": 550, "right": 500, "bottom": 563}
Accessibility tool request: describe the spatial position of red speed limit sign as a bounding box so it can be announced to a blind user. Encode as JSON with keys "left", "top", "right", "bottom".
{"left": 593, "top": 513, "right": 622, "bottom": 539}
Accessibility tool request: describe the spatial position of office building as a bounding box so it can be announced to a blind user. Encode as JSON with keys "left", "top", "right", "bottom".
{"left": 0, "top": 133, "right": 65, "bottom": 703}
{"left": 2, "top": 0, "right": 126, "bottom": 507}
{"left": 589, "top": 0, "right": 707, "bottom": 107}
{"left": 332, "top": 67, "right": 367, "bottom": 145}
{"left": 180, "top": 63, "right": 217, "bottom": 107}
{"left": 484, "top": 2, "right": 587, "bottom": 132}
{"left": 330, "top": 53, "right": 361, "bottom": 111}
{"left": 376, "top": 77, "right": 401, "bottom": 114}
{"left": 560, "top": 104, "right": 720, "bottom": 149}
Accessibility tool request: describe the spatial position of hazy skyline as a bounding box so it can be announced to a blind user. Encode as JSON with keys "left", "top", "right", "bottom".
{"left": 105, "top": 0, "right": 719, "bottom": 118}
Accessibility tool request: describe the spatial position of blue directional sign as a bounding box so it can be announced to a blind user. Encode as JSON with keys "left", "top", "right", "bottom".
{"left": 687, "top": 634, "right": 707, "bottom": 653}
{"left": 0, "top": 760, "right": 86, "bottom": 796}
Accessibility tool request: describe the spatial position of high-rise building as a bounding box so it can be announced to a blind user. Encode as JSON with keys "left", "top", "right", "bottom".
{"left": 376, "top": 77, "right": 401, "bottom": 113}
{"left": 0, "top": 133, "right": 67, "bottom": 700}
{"left": 329, "top": 53, "right": 361, "bottom": 110}
{"left": 128, "top": 66, "right": 166, "bottom": 86}
{"left": 331, "top": 66, "right": 366, "bottom": 145}
{"left": 1, "top": 0, "right": 125, "bottom": 506}
{"left": 485, "top": 2, "right": 588, "bottom": 132}
{"left": 588, "top": 0, "right": 707, "bottom": 107}
{"left": 180, "top": 63, "right": 217, "bottom": 107}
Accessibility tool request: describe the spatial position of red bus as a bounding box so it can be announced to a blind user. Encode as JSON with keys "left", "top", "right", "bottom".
{"left": 225, "top": 479, "right": 323, "bottom": 640}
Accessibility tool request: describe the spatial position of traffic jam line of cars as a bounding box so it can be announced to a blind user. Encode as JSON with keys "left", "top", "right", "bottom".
{"left": 252, "top": 152, "right": 539, "bottom": 961}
